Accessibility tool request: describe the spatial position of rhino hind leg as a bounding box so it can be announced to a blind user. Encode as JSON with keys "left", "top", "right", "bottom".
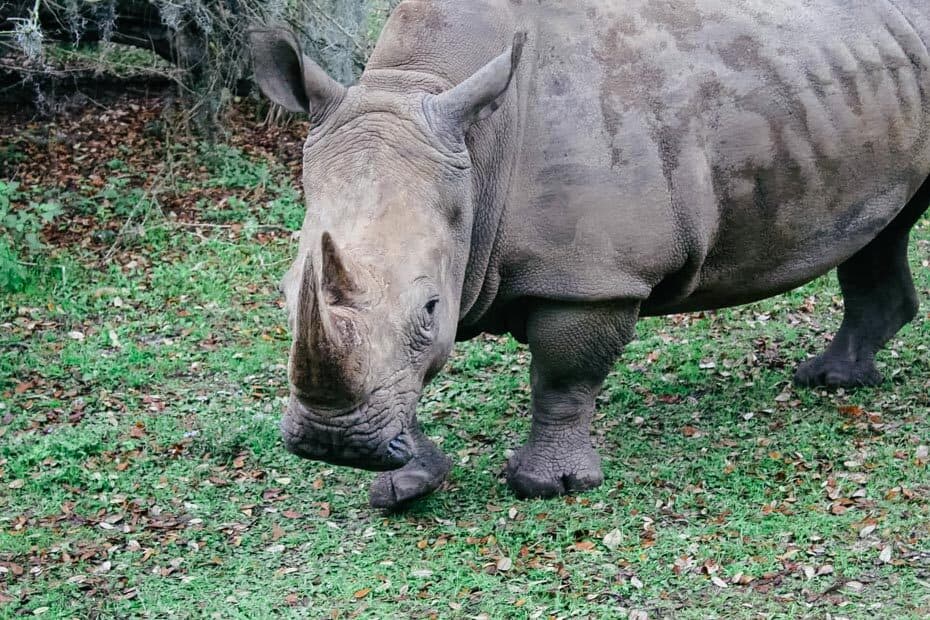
{"left": 795, "top": 177, "right": 930, "bottom": 388}
{"left": 506, "top": 301, "right": 638, "bottom": 499}
{"left": 368, "top": 427, "right": 451, "bottom": 510}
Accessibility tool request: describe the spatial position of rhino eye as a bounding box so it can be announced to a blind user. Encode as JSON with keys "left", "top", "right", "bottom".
{"left": 410, "top": 298, "right": 438, "bottom": 352}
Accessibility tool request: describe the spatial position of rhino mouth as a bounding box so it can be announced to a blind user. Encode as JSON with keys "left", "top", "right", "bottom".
{"left": 280, "top": 395, "right": 414, "bottom": 471}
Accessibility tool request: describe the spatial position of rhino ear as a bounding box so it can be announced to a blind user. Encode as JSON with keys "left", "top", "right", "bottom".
{"left": 249, "top": 28, "right": 346, "bottom": 118}
{"left": 426, "top": 32, "right": 526, "bottom": 134}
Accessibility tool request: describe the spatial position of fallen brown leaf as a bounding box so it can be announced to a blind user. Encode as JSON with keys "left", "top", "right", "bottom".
{"left": 838, "top": 405, "right": 864, "bottom": 418}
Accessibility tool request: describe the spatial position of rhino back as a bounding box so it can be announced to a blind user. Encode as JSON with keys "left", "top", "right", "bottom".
{"left": 638, "top": 0, "right": 930, "bottom": 312}
{"left": 497, "top": 0, "right": 930, "bottom": 312}
{"left": 365, "top": 0, "right": 930, "bottom": 321}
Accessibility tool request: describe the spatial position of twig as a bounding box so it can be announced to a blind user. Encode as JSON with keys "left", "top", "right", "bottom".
{"left": 0, "top": 61, "right": 183, "bottom": 81}
{"left": 14, "top": 260, "right": 66, "bottom": 286}
{"left": 103, "top": 169, "right": 166, "bottom": 260}
{"left": 303, "top": 0, "right": 366, "bottom": 54}
{"left": 809, "top": 575, "right": 846, "bottom": 603}
{"left": 161, "top": 221, "right": 295, "bottom": 233}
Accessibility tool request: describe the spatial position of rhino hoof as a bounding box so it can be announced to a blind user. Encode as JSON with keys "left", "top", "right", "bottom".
{"left": 368, "top": 452, "right": 451, "bottom": 510}
{"left": 506, "top": 443, "right": 603, "bottom": 499}
{"left": 794, "top": 356, "right": 883, "bottom": 389}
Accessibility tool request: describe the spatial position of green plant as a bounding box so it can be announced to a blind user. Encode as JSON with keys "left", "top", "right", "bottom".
{"left": 0, "top": 144, "right": 26, "bottom": 168}
{"left": 200, "top": 143, "right": 271, "bottom": 190}
{"left": 0, "top": 181, "right": 62, "bottom": 292}
{"left": 266, "top": 186, "right": 305, "bottom": 229}
{"left": 98, "top": 178, "right": 149, "bottom": 220}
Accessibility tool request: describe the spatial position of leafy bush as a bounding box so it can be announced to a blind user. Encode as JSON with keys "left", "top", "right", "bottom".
{"left": 0, "top": 181, "right": 62, "bottom": 292}
{"left": 2, "top": 0, "right": 401, "bottom": 126}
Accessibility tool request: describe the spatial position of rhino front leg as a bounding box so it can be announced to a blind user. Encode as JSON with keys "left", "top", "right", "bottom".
{"left": 369, "top": 425, "right": 451, "bottom": 510}
{"left": 506, "top": 301, "right": 638, "bottom": 499}
{"left": 795, "top": 182, "right": 928, "bottom": 389}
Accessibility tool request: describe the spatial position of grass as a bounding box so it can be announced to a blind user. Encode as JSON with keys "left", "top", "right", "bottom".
{"left": 1, "top": 103, "right": 930, "bottom": 619}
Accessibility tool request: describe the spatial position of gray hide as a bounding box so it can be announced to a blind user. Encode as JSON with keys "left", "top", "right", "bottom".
{"left": 254, "top": 0, "right": 930, "bottom": 508}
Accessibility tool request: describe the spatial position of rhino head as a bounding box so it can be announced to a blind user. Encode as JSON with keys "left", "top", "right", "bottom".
{"left": 250, "top": 29, "right": 524, "bottom": 471}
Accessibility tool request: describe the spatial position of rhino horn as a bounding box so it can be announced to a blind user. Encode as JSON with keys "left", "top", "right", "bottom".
{"left": 320, "top": 231, "right": 361, "bottom": 306}
{"left": 290, "top": 246, "right": 365, "bottom": 406}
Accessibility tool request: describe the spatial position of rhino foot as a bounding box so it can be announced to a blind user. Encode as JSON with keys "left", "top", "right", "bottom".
{"left": 506, "top": 440, "right": 603, "bottom": 499}
{"left": 794, "top": 355, "right": 883, "bottom": 389}
{"left": 369, "top": 440, "right": 451, "bottom": 510}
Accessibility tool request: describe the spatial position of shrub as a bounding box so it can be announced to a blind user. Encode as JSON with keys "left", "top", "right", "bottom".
{"left": 0, "top": 181, "right": 62, "bottom": 292}
{"left": 1, "top": 0, "right": 401, "bottom": 126}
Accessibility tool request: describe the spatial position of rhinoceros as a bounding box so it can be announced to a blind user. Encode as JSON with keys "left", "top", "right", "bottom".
{"left": 250, "top": 0, "right": 930, "bottom": 509}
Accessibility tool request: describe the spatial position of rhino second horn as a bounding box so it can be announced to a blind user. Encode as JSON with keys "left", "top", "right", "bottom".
{"left": 320, "top": 231, "right": 360, "bottom": 306}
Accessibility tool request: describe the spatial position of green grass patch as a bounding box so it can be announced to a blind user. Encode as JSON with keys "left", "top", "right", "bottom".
{"left": 1, "top": 130, "right": 929, "bottom": 619}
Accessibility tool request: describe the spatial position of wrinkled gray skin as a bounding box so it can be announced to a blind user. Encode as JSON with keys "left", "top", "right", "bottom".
{"left": 251, "top": 0, "right": 930, "bottom": 509}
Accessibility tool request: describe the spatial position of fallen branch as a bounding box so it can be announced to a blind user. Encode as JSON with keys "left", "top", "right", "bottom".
{"left": 160, "top": 221, "right": 296, "bottom": 233}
